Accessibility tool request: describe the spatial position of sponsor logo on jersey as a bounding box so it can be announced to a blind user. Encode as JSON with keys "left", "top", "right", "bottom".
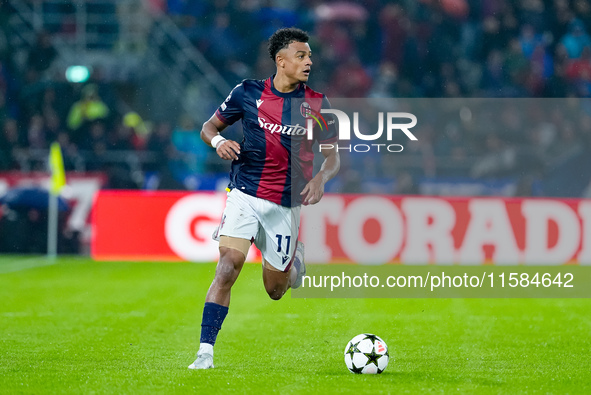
{"left": 258, "top": 117, "right": 307, "bottom": 136}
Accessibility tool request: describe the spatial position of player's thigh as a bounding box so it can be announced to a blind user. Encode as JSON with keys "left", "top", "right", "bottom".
{"left": 254, "top": 202, "right": 301, "bottom": 272}
{"left": 217, "top": 189, "right": 259, "bottom": 248}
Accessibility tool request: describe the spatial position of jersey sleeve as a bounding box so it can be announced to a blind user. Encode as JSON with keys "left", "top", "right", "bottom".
{"left": 317, "top": 95, "right": 338, "bottom": 144}
{"left": 214, "top": 83, "right": 244, "bottom": 125}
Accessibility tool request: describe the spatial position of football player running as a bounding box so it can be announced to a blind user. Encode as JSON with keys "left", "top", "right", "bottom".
{"left": 189, "top": 28, "right": 339, "bottom": 369}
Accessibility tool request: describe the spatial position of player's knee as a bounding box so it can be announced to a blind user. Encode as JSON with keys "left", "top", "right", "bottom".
{"left": 265, "top": 284, "right": 286, "bottom": 300}
{"left": 219, "top": 249, "right": 244, "bottom": 270}
{"left": 215, "top": 249, "right": 244, "bottom": 286}
{"left": 267, "top": 288, "right": 285, "bottom": 300}
{"left": 215, "top": 263, "right": 236, "bottom": 286}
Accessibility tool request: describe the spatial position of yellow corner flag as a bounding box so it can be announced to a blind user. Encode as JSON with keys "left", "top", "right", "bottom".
{"left": 49, "top": 142, "right": 66, "bottom": 195}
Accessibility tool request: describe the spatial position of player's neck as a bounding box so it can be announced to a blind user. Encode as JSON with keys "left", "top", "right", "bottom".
{"left": 272, "top": 73, "right": 300, "bottom": 93}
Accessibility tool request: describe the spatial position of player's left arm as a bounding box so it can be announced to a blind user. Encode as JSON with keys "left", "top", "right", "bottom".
{"left": 300, "top": 145, "right": 340, "bottom": 205}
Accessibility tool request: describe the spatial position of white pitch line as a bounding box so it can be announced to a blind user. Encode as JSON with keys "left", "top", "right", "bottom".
{"left": 0, "top": 256, "right": 58, "bottom": 274}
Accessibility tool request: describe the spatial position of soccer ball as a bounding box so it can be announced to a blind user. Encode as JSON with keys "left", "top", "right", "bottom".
{"left": 344, "top": 333, "right": 389, "bottom": 374}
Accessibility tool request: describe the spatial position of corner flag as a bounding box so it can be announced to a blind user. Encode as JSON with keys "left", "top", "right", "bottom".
{"left": 49, "top": 142, "right": 66, "bottom": 194}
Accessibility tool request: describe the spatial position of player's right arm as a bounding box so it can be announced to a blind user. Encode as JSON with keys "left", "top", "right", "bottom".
{"left": 201, "top": 82, "right": 245, "bottom": 160}
{"left": 201, "top": 114, "right": 241, "bottom": 160}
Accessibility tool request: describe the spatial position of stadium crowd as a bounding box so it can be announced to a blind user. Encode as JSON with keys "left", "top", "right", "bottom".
{"left": 162, "top": 0, "right": 591, "bottom": 98}
{"left": 1, "top": 0, "right": 591, "bottom": 196}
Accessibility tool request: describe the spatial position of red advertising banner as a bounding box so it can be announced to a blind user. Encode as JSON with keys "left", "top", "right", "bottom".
{"left": 91, "top": 191, "right": 591, "bottom": 265}
{"left": 92, "top": 191, "right": 262, "bottom": 262}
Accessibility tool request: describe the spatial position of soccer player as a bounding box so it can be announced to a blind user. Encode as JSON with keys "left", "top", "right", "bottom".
{"left": 189, "top": 27, "right": 340, "bottom": 369}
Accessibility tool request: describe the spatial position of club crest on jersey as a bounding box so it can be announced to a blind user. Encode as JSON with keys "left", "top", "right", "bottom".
{"left": 300, "top": 102, "right": 328, "bottom": 131}
{"left": 300, "top": 102, "right": 312, "bottom": 118}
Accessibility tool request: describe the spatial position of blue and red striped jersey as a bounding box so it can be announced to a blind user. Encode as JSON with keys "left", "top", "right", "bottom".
{"left": 214, "top": 76, "right": 337, "bottom": 207}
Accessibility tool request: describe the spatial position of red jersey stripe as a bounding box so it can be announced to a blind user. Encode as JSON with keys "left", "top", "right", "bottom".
{"left": 255, "top": 78, "right": 289, "bottom": 205}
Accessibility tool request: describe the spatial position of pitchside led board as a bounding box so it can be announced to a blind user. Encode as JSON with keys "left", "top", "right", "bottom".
{"left": 92, "top": 99, "right": 591, "bottom": 265}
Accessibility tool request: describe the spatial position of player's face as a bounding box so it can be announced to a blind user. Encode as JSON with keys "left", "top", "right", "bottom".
{"left": 278, "top": 41, "right": 313, "bottom": 83}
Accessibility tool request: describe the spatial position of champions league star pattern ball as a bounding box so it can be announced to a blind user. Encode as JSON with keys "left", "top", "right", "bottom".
{"left": 344, "top": 334, "right": 389, "bottom": 374}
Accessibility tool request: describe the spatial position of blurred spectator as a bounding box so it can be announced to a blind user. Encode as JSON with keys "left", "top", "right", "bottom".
{"left": 26, "top": 114, "right": 47, "bottom": 150}
{"left": 547, "top": 121, "right": 583, "bottom": 160}
{"left": 79, "top": 121, "right": 107, "bottom": 152}
{"left": 146, "top": 121, "right": 173, "bottom": 160}
{"left": 253, "top": 2, "right": 299, "bottom": 40}
{"left": 471, "top": 134, "right": 518, "bottom": 178}
{"left": 519, "top": 24, "right": 543, "bottom": 59}
{"left": 108, "top": 121, "right": 136, "bottom": 151}
{"left": 504, "top": 38, "right": 530, "bottom": 91}
{"left": 328, "top": 56, "right": 372, "bottom": 97}
{"left": 0, "top": 90, "right": 8, "bottom": 127}
{"left": 544, "top": 60, "right": 571, "bottom": 96}
{"left": 40, "top": 87, "right": 67, "bottom": 126}
{"left": 378, "top": 4, "right": 408, "bottom": 69}
{"left": 560, "top": 18, "right": 591, "bottom": 58}
{"left": 122, "top": 111, "right": 150, "bottom": 150}
{"left": 481, "top": 50, "right": 506, "bottom": 93}
{"left": 66, "top": 84, "right": 110, "bottom": 144}
{"left": 566, "top": 45, "right": 591, "bottom": 84}
{"left": 145, "top": 121, "right": 184, "bottom": 189}
{"left": 170, "top": 115, "right": 209, "bottom": 179}
{"left": 56, "top": 131, "right": 79, "bottom": 171}
{"left": 369, "top": 61, "right": 398, "bottom": 97}
{"left": 26, "top": 31, "right": 57, "bottom": 76}
{"left": 393, "top": 171, "right": 419, "bottom": 195}
{"left": 0, "top": 119, "right": 21, "bottom": 170}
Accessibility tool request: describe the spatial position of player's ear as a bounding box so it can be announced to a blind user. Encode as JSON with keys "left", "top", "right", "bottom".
{"left": 275, "top": 51, "right": 284, "bottom": 68}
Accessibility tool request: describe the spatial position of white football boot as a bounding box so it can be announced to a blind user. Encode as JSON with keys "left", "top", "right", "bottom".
{"left": 188, "top": 344, "right": 214, "bottom": 370}
{"left": 291, "top": 241, "right": 306, "bottom": 289}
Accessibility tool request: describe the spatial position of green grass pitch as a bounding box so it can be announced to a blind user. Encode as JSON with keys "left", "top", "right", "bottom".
{"left": 1, "top": 257, "right": 591, "bottom": 394}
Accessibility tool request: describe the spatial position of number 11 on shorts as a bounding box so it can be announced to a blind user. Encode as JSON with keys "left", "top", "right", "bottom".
{"left": 276, "top": 234, "right": 291, "bottom": 253}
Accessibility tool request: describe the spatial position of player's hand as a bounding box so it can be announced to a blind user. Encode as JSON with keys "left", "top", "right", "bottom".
{"left": 301, "top": 176, "right": 325, "bottom": 205}
{"left": 216, "top": 139, "right": 241, "bottom": 160}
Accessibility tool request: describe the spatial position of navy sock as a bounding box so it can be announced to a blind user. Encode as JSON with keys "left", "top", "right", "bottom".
{"left": 200, "top": 302, "right": 229, "bottom": 346}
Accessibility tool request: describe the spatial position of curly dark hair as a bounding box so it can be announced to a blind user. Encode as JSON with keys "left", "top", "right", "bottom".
{"left": 268, "top": 28, "right": 309, "bottom": 62}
